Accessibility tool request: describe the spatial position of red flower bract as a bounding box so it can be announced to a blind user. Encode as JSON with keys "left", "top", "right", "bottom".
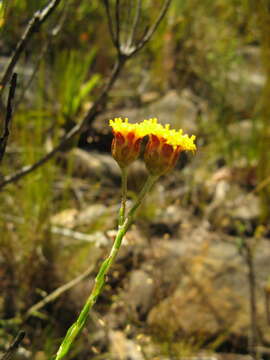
{"left": 111, "top": 130, "right": 142, "bottom": 168}
{"left": 144, "top": 134, "right": 181, "bottom": 176}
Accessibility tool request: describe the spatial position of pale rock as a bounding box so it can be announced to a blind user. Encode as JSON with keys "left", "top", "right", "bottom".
{"left": 109, "top": 330, "right": 144, "bottom": 360}
{"left": 147, "top": 235, "right": 270, "bottom": 341}
{"left": 67, "top": 148, "right": 120, "bottom": 180}
{"left": 125, "top": 269, "right": 155, "bottom": 317}
{"left": 51, "top": 203, "right": 116, "bottom": 230}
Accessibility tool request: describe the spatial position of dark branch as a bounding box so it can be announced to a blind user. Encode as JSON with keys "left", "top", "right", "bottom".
{"left": 0, "top": 58, "right": 125, "bottom": 190}
{"left": 24, "top": 264, "right": 94, "bottom": 320}
{"left": 103, "top": 0, "right": 172, "bottom": 57}
{"left": 15, "top": 3, "right": 69, "bottom": 109}
{"left": 0, "top": 331, "right": 26, "bottom": 360}
{"left": 128, "top": 0, "right": 142, "bottom": 47}
{"left": 130, "top": 0, "right": 172, "bottom": 56}
{"left": 103, "top": 0, "right": 117, "bottom": 47}
{"left": 0, "top": 0, "right": 61, "bottom": 93}
{"left": 15, "top": 45, "right": 47, "bottom": 109}
{"left": 115, "top": 0, "right": 121, "bottom": 49}
{"left": 0, "top": 73, "right": 17, "bottom": 164}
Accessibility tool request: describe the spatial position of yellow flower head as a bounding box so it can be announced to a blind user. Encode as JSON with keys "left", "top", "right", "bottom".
{"left": 141, "top": 118, "right": 196, "bottom": 151}
{"left": 109, "top": 117, "right": 146, "bottom": 138}
{"left": 142, "top": 118, "right": 196, "bottom": 176}
{"left": 109, "top": 117, "right": 196, "bottom": 174}
{"left": 109, "top": 118, "right": 147, "bottom": 168}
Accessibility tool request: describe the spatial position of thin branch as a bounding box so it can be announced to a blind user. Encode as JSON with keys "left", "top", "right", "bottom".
{"left": 102, "top": 0, "right": 117, "bottom": 47}
{"left": 15, "top": 2, "right": 69, "bottom": 109}
{"left": 24, "top": 264, "right": 94, "bottom": 320}
{"left": 0, "top": 122, "right": 80, "bottom": 189}
{"left": 15, "top": 45, "right": 47, "bottom": 109}
{"left": 115, "top": 0, "right": 121, "bottom": 49}
{"left": 130, "top": 0, "right": 172, "bottom": 56}
{"left": 123, "top": 0, "right": 133, "bottom": 47}
{"left": 0, "top": 73, "right": 17, "bottom": 164}
{"left": 127, "top": 0, "right": 142, "bottom": 47}
{"left": 50, "top": 0, "right": 70, "bottom": 36}
{"left": 0, "top": 331, "right": 26, "bottom": 360}
{"left": 0, "top": 57, "right": 126, "bottom": 190}
{"left": 0, "top": 0, "right": 61, "bottom": 93}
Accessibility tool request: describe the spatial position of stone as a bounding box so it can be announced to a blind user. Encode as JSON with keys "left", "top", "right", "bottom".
{"left": 51, "top": 204, "right": 115, "bottom": 229}
{"left": 67, "top": 148, "right": 121, "bottom": 181}
{"left": 109, "top": 330, "right": 144, "bottom": 360}
{"left": 147, "top": 233, "right": 270, "bottom": 342}
{"left": 124, "top": 269, "right": 155, "bottom": 317}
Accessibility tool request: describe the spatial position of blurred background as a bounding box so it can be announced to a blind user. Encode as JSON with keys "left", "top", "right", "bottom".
{"left": 0, "top": 0, "right": 270, "bottom": 359}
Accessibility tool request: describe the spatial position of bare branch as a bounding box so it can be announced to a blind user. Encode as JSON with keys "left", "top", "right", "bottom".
{"left": 0, "top": 58, "right": 126, "bottom": 190}
{"left": 15, "top": 2, "right": 69, "bottom": 109}
{"left": 102, "top": 0, "right": 117, "bottom": 47}
{"left": 0, "top": 73, "right": 17, "bottom": 164}
{"left": 130, "top": 0, "right": 172, "bottom": 56}
{"left": 24, "top": 264, "right": 94, "bottom": 320}
{"left": 0, "top": 331, "right": 26, "bottom": 360}
{"left": 106, "top": 0, "right": 171, "bottom": 57}
{"left": 0, "top": 0, "right": 62, "bottom": 93}
{"left": 0, "top": 122, "right": 80, "bottom": 189}
{"left": 115, "top": 0, "right": 121, "bottom": 48}
{"left": 127, "top": 0, "right": 142, "bottom": 47}
{"left": 14, "top": 45, "right": 47, "bottom": 109}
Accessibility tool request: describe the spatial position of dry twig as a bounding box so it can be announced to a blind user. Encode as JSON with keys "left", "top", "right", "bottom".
{"left": 24, "top": 265, "right": 94, "bottom": 320}
{"left": 128, "top": 0, "right": 142, "bottom": 47}
{"left": 0, "top": 73, "right": 17, "bottom": 164}
{"left": 0, "top": 0, "right": 61, "bottom": 94}
{"left": 14, "top": 2, "right": 70, "bottom": 109}
{"left": 0, "top": 331, "right": 26, "bottom": 360}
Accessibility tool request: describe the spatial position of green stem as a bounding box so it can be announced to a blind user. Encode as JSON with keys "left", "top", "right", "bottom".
{"left": 54, "top": 175, "right": 158, "bottom": 360}
{"left": 124, "top": 175, "right": 158, "bottom": 228}
{"left": 118, "top": 167, "right": 128, "bottom": 226}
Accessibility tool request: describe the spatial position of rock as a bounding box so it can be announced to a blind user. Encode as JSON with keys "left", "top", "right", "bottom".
{"left": 67, "top": 148, "right": 121, "bottom": 181}
{"left": 64, "top": 148, "right": 148, "bottom": 191}
{"left": 124, "top": 269, "right": 155, "bottom": 318}
{"left": 217, "top": 355, "right": 253, "bottom": 360}
{"left": 51, "top": 227, "right": 109, "bottom": 247}
{"left": 180, "top": 356, "right": 218, "bottom": 360}
{"left": 204, "top": 166, "right": 260, "bottom": 230}
{"left": 231, "top": 193, "right": 260, "bottom": 221}
{"left": 178, "top": 355, "right": 253, "bottom": 360}
{"left": 227, "top": 46, "right": 265, "bottom": 113}
{"left": 140, "top": 91, "right": 160, "bottom": 103}
{"left": 13, "top": 347, "right": 32, "bottom": 360}
{"left": 145, "top": 89, "right": 198, "bottom": 134}
{"left": 206, "top": 182, "right": 260, "bottom": 225}
{"left": 147, "top": 234, "right": 270, "bottom": 342}
{"left": 109, "top": 330, "right": 144, "bottom": 360}
{"left": 75, "top": 203, "right": 116, "bottom": 229}
{"left": 228, "top": 120, "right": 254, "bottom": 140}
{"left": 50, "top": 208, "right": 79, "bottom": 228}
{"left": 51, "top": 203, "right": 117, "bottom": 231}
